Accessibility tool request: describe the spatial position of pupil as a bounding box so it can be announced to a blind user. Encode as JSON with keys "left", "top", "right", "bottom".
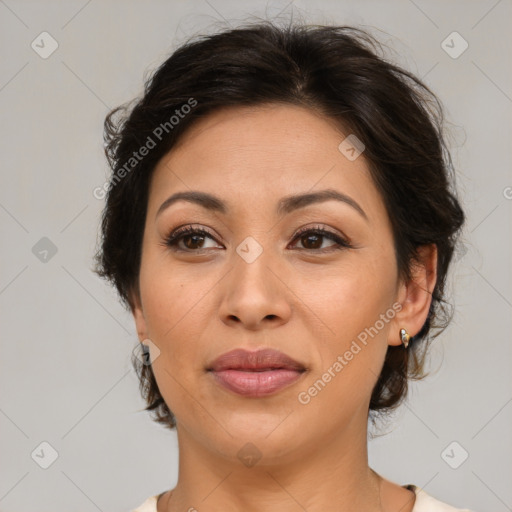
{"left": 185, "top": 234, "right": 203, "bottom": 249}
{"left": 303, "top": 234, "right": 321, "bottom": 249}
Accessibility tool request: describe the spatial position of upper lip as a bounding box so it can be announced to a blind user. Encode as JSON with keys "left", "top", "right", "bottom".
{"left": 207, "top": 348, "right": 306, "bottom": 372}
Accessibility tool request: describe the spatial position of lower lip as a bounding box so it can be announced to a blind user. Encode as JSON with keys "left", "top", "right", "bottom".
{"left": 209, "top": 369, "right": 304, "bottom": 397}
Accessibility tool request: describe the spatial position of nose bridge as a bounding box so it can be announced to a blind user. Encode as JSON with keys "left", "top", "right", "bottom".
{"left": 231, "top": 234, "right": 276, "bottom": 294}
{"left": 218, "top": 233, "right": 291, "bottom": 327}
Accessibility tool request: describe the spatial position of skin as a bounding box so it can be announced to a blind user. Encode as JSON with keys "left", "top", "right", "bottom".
{"left": 130, "top": 104, "right": 438, "bottom": 512}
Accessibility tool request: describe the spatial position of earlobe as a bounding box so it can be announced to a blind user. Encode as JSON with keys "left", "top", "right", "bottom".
{"left": 388, "top": 244, "right": 438, "bottom": 347}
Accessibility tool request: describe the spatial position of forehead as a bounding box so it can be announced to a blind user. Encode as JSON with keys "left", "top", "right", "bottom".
{"left": 148, "top": 104, "right": 385, "bottom": 222}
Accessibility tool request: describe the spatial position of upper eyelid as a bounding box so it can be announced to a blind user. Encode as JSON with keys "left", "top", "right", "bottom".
{"left": 168, "top": 223, "right": 342, "bottom": 239}
{"left": 165, "top": 224, "right": 348, "bottom": 248}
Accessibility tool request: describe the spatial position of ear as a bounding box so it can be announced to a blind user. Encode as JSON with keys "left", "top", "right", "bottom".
{"left": 129, "top": 286, "right": 149, "bottom": 343}
{"left": 388, "top": 244, "right": 438, "bottom": 347}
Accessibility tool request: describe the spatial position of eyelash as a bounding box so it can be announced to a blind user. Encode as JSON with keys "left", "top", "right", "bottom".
{"left": 162, "top": 224, "right": 352, "bottom": 253}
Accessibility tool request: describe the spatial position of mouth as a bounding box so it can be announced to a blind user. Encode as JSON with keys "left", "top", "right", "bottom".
{"left": 206, "top": 348, "right": 306, "bottom": 397}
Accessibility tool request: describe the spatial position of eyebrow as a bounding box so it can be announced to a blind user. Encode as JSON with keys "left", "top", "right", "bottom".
{"left": 156, "top": 189, "right": 368, "bottom": 221}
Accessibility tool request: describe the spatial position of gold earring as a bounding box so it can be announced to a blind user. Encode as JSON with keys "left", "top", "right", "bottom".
{"left": 400, "top": 328, "right": 411, "bottom": 348}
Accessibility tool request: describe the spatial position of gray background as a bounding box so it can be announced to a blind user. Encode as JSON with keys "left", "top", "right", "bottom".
{"left": 1, "top": 1, "right": 511, "bottom": 511}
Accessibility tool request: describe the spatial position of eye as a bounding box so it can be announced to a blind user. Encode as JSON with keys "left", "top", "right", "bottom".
{"left": 163, "top": 225, "right": 220, "bottom": 252}
{"left": 289, "top": 224, "right": 352, "bottom": 252}
{"left": 162, "top": 224, "right": 352, "bottom": 253}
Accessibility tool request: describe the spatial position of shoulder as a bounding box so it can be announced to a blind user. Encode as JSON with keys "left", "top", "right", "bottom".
{"left": 407, "top": 484, "right": 475, "bottom": 512}
{"left": 131, "top": 494, "right": 159, "bottom": 512}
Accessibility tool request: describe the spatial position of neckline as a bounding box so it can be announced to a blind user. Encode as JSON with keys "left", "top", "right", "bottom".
{"left": 155, "top": 485, "right": 419, "bottom": 510}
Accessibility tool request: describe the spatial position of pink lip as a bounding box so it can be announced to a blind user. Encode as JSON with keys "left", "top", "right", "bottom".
{"left": 207, "top": 348, "right": 306, "bottom": 397}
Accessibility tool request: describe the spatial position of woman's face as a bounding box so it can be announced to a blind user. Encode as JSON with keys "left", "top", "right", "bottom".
{"left": 131, "top": 104, "right": 428, "bottom": 464}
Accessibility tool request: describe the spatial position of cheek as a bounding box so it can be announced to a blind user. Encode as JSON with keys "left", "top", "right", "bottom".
{"left": 296, "top": 256, "right": 395, "bottom": 341}
{"left": 139, "top": 270, "right": 210, "bottom": 419}
{"left": 139, "top": 252, "right": 204, "bottom": 336}
{"left": 294, "top": 256, "right": 396, "bottom": 395}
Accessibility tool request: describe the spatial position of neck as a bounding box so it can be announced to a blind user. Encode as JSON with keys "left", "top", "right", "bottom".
{"left": 164, "top": 413, "right": 385, "bottom": 512}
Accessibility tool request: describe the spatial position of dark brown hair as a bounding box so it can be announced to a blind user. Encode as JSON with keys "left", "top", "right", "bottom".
{"left": 93, "top": 20, "right": 465, "bottom": 429}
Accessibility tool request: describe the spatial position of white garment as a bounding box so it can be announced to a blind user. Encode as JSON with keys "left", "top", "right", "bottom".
{"left": 132, "top": 484, "right": 474, "bottom": 511}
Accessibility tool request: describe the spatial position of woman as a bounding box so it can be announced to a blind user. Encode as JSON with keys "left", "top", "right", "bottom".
{"left": 94, "top": 20, "right": 472, "bottom": 512}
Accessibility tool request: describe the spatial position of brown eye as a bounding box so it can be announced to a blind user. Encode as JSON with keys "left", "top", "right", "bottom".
{"left": 164, "top": 226, "right": 220, "bottom": 252}
{"left": 290, "top": 226, "right": 352, "bottom": 252}
{"left": 299, "top": 232, "right": 325, "bottom": 250}
{"left": 181, "top": 233, "right": 208, "bottom": 250}
{"left": 162, "top": 224, "right": 352, "bottom": 254}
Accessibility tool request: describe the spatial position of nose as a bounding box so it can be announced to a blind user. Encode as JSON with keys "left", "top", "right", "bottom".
{"left": 218, "top": 244, "right": 292, "bottom": 330}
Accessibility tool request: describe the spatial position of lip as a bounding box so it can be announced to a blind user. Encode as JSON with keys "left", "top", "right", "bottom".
{"left": 207, "top": 348, "right": 306, "bottom": 397}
